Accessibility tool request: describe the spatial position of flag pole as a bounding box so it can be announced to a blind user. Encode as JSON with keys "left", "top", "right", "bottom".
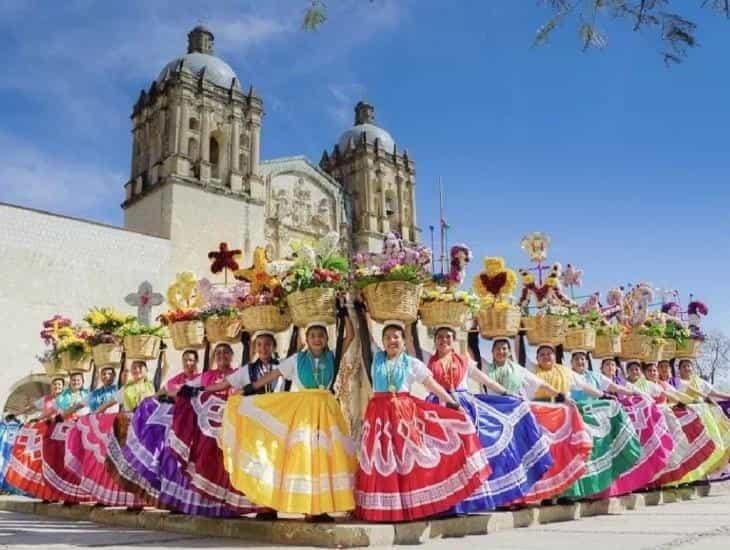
{"left": 439, "top": 177, "right": 446, "bottom": 275}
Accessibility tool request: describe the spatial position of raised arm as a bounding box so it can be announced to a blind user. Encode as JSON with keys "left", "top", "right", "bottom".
{"left": 422, "top": 375, "right": 459, "bottom": 408}
{"left": 468, "top": 368, "right": 509, "bottom": 395}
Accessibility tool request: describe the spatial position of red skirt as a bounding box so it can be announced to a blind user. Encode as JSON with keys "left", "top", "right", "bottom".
{"left": 170, "top": 392, "right": 258, "bottom": 514}
{"left": 41, "top": 418, "right": 91, "bottom": 502}
{"left": 5, "top": 421, "right": 64, "bottom": 501}
{"left": 521, "top": 403, "right": 592, "bottom": 503}
{"left": 355, "top": 392, "right": 491, "bottom": 522}
{"left": 655, "top": 405, "right": 717, "bottom": 486}
{"left": 66, "top": 413, "right": 146, "bottom": 507}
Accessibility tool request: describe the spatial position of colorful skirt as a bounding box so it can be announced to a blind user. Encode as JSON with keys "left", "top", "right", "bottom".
{"left": 710, "top": 400, "right": 730, "bottom": 482}
{"left": 222, "top": 390, "right": 357, "bottom": 516}
{"left": 677, "top": 404, "right": 729, "bottom": 483}
{"left": 0, "top": 422, "right": 22, "bottom": 494}
{"left": 521, "top": 403, "right": 592, "bottom": 503}
{"left": 41, "top": 418, "right": 90, "bottom": 502}
{"left": 656, "top": 405, "right": 717, "bottom": 486}
{"left": 65, "top": 413, "right": 146, "bottom": 507}
{"left": 355, "top": 392, "right": 490, "bottom": 522}
{"left": 561, "top": 399, "right": 642, "bottom": 500}
{"left": 600, "top": 395, "right": 673, "bottom": 496}
{"left": 5, "top": 421, "right": 63, "bottom": 500}
{"left": 426, "top": 391, "right": 553, "bottom": 511}
{"left": 170, "top": 392, "right": 257, "bottom": 514}
{"left": 106, "top": 397, "right": 168, "bottom": 500}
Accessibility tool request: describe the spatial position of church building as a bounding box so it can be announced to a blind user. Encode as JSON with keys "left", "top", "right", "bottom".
{"left": 0, "top": 26, "right": 420, "bottom": 412}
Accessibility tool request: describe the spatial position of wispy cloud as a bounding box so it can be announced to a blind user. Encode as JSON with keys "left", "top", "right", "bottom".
{"left": 0, "top": 132, "right": 123, "bottom": 223}
{"left": 327, "top": 83, "right": 367, "bottom": 126}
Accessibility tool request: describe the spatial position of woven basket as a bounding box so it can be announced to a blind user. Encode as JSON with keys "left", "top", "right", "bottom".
{"left": 240, "top": 305, "right": 291, "bottom": 333}
{"left": 419, "top": 300, "right": 471, "bottom": 328}
{"left": 123, "top": 334, "right": 162, "bottom": 360}
{"left": 675, "top": 338, "right": 702, "bottom": 359}
{"left": 362, "top": 281, "right": 422, "bottom": 323}
{"left": 564, "top": 328, "right": 597, "bottom": 352}
{"left": 91, "top": 343, "right": 123, "bottom": 366}
{"left": 524, "top": 315, "right": 568, "bottom": 346}
{"left": 619, "top": 333, "right": 664, "bottom": 362}
{"left": 662, "top": 341, "right": 677, "bottom": 360}
{"left": 169, "top": 320, "right": 206, "bottom": 350}
{"left": 477, "top": 307, "right": 521, "bottom": 339}
{"left": 593, "top": 334, "right": 622, "bottom": 358}
{"left": 287, "top": 287, "right": 337, "bottom": 328}
{"left": 42, "top": 359, "right": 66, "bottom": 377}
{"left": 204, "top": 316, "right": 242, "bottom": 343}
{"left": 59, "top": 351, "right": 92, "bottom": 373}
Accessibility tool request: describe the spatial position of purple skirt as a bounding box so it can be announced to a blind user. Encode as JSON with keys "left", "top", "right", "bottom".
{"left": 109, "top": 397, "right": 235, "bottom": 517}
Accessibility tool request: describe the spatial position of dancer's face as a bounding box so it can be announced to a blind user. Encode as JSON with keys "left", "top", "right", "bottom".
{"left": 601, "top": 360, "right": 616, "bottom": 378}
{"left": 130, "top": 361, "right": 146, "bottom": 382}
{"left": 644, "top": 364, "right": 659, "bottom": 382}
{"left": 658, "top": 362, "right": 672, "bottom": 381}
{"left": 382, "top": 327, "right": 405, "bottom": 358}
{"left": 255, "top": 335, "right": 275, "bottom": 362}
{"left": 101, "top": 368, "right": 115, "bottom": 386}
{"left": 536, "top": 347, "right": 555, "bottom": 369}
{"left": 306, "top": 328, "right": 328, "bottom": 355}
{"left": 626, "top": 363, "right": 641, "bottom": 383}
{"left": 434, "top": 329, "right": 454, "bottom": 355}
{"left": 182, "top": 352, "right": 198, "bottom": 375}
{"left": 492, "top": 341, "right": 510, "bottom": 365}
{"left": 214, "top": 346, "right": 233, "bottom": 368}
{"left": 678, "top": 360, "right": 693, "bottom": 380}
{"left": 571, "top": 354, "right": 588, "bottom": 374}
{"left": 51, "top": 379, "right": 65, "bottom": 396}
{"left": 69, "top": 373, "right": 83, "bottom": 391}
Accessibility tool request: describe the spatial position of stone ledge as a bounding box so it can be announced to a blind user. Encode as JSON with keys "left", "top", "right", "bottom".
{"left": 0, "top": 482, "right": 728, "bottom": 547}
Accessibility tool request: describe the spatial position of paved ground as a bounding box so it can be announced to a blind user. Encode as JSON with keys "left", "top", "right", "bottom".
{"left": 0, "top": 492, "right": 728, "bottom": 549}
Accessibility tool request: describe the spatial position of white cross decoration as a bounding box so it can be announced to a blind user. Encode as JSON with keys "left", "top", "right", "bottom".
{"left": 125, "top": 281, "right": 164, "bottom": 326}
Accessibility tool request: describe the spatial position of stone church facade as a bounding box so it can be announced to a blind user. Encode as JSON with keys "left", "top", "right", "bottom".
{"left": 0, "top": 26, "right": 420, "bottom": 421}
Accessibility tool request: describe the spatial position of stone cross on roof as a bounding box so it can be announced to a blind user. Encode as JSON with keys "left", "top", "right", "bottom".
{"left": 125, "top": 281, "right": 164, "bottom": 326}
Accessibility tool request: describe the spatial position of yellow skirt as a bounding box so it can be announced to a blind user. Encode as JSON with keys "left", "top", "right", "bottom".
{"left": 221, "top": 390, "right": 356, "bottom": 515}
{"left": 678, "top": 403, "right": 730, "bottom": 483}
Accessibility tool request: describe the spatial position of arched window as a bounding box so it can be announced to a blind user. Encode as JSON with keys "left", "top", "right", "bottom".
{"left": 189, "top": 117, "right": 199, "bottom": 130}
{"left": 188, "top": 137, "right": 198, "bottom": 162}
{"left": 210, "top": 136, "right": 220, "bottom": 178}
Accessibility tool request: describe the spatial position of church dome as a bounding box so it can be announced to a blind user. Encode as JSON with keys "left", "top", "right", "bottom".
{"left": 156, "top": 26, "right": 241, "bottom": 90}
{"left": 338, "top": 123, "right": 395, "bottom": 152}
{"left": 157, "top": 52, "right": 241, "bottom": 90}
{"left": 337, "top": 101, "right": 396, "bottom": 152}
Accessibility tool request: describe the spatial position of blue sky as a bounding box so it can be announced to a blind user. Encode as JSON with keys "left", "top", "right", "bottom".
{"left": 1, "top": 1, "right": 728, "bottom": 331}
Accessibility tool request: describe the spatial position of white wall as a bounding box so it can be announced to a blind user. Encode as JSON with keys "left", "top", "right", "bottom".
{"left": 0, "top": 203, "right": 173, "bottom": 407}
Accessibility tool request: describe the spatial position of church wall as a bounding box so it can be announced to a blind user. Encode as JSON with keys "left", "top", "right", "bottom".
{"left": 0, "top": 203, "right": 172, "bottom": 408}
{"left": 123, "top": 183, "right": 174, "bottom": 239}
{"left": 166, "top": 182, "right": 266, "bottom": 276}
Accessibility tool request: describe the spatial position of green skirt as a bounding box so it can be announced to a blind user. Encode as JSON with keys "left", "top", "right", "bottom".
{"left": 562, "top": 399, "right": 641, "bottom": 499}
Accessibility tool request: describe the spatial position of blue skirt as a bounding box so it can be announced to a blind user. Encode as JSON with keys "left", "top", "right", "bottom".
{"left": 0, "top": 422, "right": 24, "bottom": 495}
{"left": 428, "top": 391, "right": 553, "bottom": 511}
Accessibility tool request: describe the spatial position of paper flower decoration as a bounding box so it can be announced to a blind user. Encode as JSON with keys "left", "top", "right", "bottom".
{"left": 473, "top": 257, "right": 517, "bottom": 306}
{"left": 208, "top": 242, "right": 242, "bottom": 274}
{"left": 520, "top": 232, "right": 551, "bottom": 262}
{"left": 560, "top": 263, "right": 583, "bottom": 288}
{"left": 166, "top": 272, "right": 204, "bottom": 311}
{"left": 234, "top": 247, "right": 280, "bottom": 294}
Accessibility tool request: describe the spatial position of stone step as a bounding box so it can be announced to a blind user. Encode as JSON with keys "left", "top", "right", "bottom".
{"left": 1, "top": 481, "right": 728, "bottom": 547}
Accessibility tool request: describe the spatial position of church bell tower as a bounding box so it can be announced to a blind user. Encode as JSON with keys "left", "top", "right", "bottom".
{"left": 320, "top": 101, "right": 420, "bottom": 253}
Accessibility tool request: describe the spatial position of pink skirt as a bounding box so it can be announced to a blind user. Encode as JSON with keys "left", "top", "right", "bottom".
{"left": 65, "top": 413, "right": 146, "bottom": 507}
{"left": 41, "top": 418, "right": 91, "bottom": 502}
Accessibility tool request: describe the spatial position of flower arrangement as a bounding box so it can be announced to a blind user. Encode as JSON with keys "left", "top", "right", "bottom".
{"left": 84, "top": 307, "right": 135, "bottom": 346}
{"left": 40, "top": 315, "right": 72, "bottom": 347}
{"left": 281, "top": 232, "right": 349, "bottom": 294}
{"left": 421, "top": 288, "right": 480, "bottom": 313}
{"left": 55, "top": 325, "right": 92, "bottom": 361}
{"left": 118, "top": 321, "right": 165, "bottom": 338}
{"left": 566, "top": 308, "right": 601, "bottom": 329}
{"left": 596, "top": 320, "right": 623, "bottom": 337}
{"left": 157, "top": 309, "right": 199, "bottom": 326}
{"left": 351, "top": 232, "right": 432, "bottom": 289}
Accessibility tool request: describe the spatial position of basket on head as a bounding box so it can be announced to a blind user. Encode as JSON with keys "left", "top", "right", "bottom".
{"left": 675, "top": 338, "right": 702, "bottom": 359}
{"left": 662, "top": 340, "right": 677, "bottom": 360}
{"left": 619, "top": 332, "right": 664, "bottom": 362}
{"left": 593, "top": 334, "right": 622, "bottom": 359}
{"left": 287, "top": 287, "right": 337, "bottom": 328}
{"left": 564, "top": 328, "right": 596, "bottom": 352}
{"left": 362, "top": 281, "right": 422, "bottom": 324}
{"left": 476, "top": 306, "right": 521, "bottom": 339}
{"left": 523, "top": 315, "right": 568, "bottom": 346}
{"left": 123, "top": 334, "right": 162, "bottom": 360}
{"left": 59, "top": 350, "right": 92, "bottom": 373}
{"left": 169, "top": 320, "right": 206, "bottom": 350}
{"left": 240, "top": 305, "right": 291, "bottom": 334}
{"left": 42, "top": 359, "right": 67, "bottom": 378}
{"left": 419, "top": 300, "right": 471, "bottom": 329}
{"left": 204, "top": 316, "right": 243, "bottom": 343}
{"left": 91, "top": 343, "right": 124, "bottom": 367}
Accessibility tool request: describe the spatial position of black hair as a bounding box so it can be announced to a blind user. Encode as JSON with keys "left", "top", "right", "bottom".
{"left": 100, "top": 366, "right": 115, "bottom": 375}
{"left": 51, "top": 377, "right": 65, "bottom": 385}
{"left": 213, "top": 342, "right": 234, "bottom": 355}
{"left": 536, "top": 344, "right": 555, "bottom": 356}
{"left": 382, "top": 324, "right": 406, "bottom": 339}
{"left": 434, "top": 326, "right": 456, "bottom": 339}
{"left": 491, "top": 338, "right": 512, "bottom": 351}
{"left": 305, "top": 325, "right": 329, "bottom": 338}
{"left": 182, "top": 349, "right": 199, "bottom": 361}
